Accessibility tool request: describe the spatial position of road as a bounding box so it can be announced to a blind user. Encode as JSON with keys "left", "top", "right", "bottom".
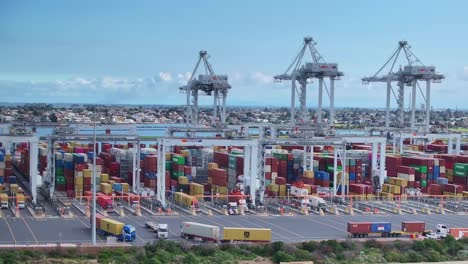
{"left": 0, "top": 210, "right": 467, "bottom": 245}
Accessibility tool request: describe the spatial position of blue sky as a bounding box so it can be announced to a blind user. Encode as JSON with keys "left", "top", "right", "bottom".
{"left": 1, "top": 0, "right": 467, "bottom": 108}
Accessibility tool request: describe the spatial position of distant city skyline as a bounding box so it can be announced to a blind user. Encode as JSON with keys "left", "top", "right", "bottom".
{"left": 1, "top": 1, "right": 467, "bottom": 108}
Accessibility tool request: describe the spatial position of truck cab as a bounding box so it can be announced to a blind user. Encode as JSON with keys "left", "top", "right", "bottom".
{"left": 228, "top": 202, "right": 239, "bottom": 215}
{"left": 0, "top": 193, "right": 8, "bottom": 209}
{"left": 156, "top": 224, "right": 169, "bottom": 239}
{"left": 309, "top": 196, "right": 327, "bottom": 212}
{"left": 436, "top": 224, "right": 448, "bottom": 238}
{"left": 121, "top": 225, "right": 136, "bottom": 242}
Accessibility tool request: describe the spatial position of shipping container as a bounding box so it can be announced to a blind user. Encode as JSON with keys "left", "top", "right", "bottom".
{"left": 181, "top": 222, "right": 220, "bottom": 242}
{"left": 99, "top": 218, "right": 124, "bottom": 236}
{"left": 222, "top": 228, "right": 272, "bottom": 242}
{"left": 347, "top": 222, "right": 371, "bottom": 235}
{"left": 402, "top": 221, "right": 425, "bottom": 233}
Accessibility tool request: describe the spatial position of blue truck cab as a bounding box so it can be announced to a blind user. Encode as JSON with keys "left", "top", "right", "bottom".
{"left": 119, "top": 225, "right": 137, "bottom": 242}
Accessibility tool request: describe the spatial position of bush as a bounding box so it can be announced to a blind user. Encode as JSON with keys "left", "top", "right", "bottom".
{"left": 294, "top": 249, "right": 312, "bottom": 261}
{"left": 271, "top": 241, "right": 284, "bottom": 252}
{"left": 272, "top": 250, "right": 294, "bottom": 263}
{"left": 301, "top": 241, "right": 318, "bottom": 252}
{"left": 384, "top": 250, "right": 401, "bottom": 262}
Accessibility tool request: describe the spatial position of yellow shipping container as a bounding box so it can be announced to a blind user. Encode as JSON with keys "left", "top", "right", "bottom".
{"left": 10, "top": 184, "right": 19, "bottom": 194}
{"left": 269, "top": 184, "right": 279, "bottom": 192}
{"left": 392, "top": 185, "right": 401, "bottom": 195}
{"left": 208, "top": 163, "right": 218, "bottom": 170}
{"left": 74, "top": 175, "right": 83, "bottom": 185}
{"left": 380, "top": 192, "right": 394, "bottom": 200}
{"left": 443, "top": 191, "right": 463, "bottom": 198}
{"left": 178, "top": 176, "right": 189, "bottom": 185}
{"left": 121, "top": 183, "right": 130, "bottom": 193}
{"left": 108, "top": 180, "right": 115, "bottom": 186}
{"left": 189, "top": 183, "right": 204, "bottom": 196}
{"left": 5, "top": 154, "right": 11, "bottom": 161}
{"left": 208, "top": 177, "right": 212, "bottom": 184}
{"left": 100, "top": 173, "right": 109, "bottom": 182}
{"left": 100, "top": 183, "right": 112, "bottom": 194}
{"left": 83, "top": 169, "right": 92, "bottom": 178}
{"left": 387, "top": 177, "right": 396, "bottom": 185}
{"left": 223, "top": 228, "right": 272, "bottom": 242}
{"left": 212, "top": 185, "right": 227, "bottom": 194}
{"left": 16, "top": 193, "right": 25, "bottom": 202}
{"left": 100, "top": 218, "right": 124, "bottom": 236}
{"left": 303, "top": 170, "right": 314, "bottom": 178}
{"left": 0, "top": 193, "right": 8, "bottom": 202}
{"left": 394, "top": 178, "right": 408, "bottom": 187}
{"left": 446, "top": 169, "right": 453, "bottom": 177}
{"left": 165, "top": 153, "right": 172, "bottom": 160}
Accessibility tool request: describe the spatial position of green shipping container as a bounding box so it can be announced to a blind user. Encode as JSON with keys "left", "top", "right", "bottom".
{"left": 454, "top": 170, "right": 468, "bottom": 177}
{"left": 56, "top": 176, "right": 66, "bottom": 184}
{"left": 454, "top": 163, "right": 468, "bottom": 173}
{"left": 55, "top": 168, "right": 64, "bottom": 175}
{"left": 273, "top": 152, "right": 288, "bottom": 161}
{"left": 326, "top": 165, "right": 342, "bottom": 172}
{"left": 165, "top": 161, "right": 172, "bottom": 170}
{"left": 410, "top": 165, "right": 427, "bottom": 174}
{"left": 172, "top": 155, "right": 185, "bottom": 165}
{"left": 421, "top": 179, "right": 427, "bottom": 187}
{"left": 171, "top": 171, "right": 184, "bottom": 179}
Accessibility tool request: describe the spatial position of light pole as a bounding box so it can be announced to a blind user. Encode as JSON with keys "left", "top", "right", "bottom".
{"left": 92, "top": 114, "right": 97, "bottom": 245}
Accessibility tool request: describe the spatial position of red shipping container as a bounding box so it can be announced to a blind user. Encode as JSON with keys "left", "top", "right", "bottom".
{"left": 144, "top": 155, "right": 157, "bottom": 172}
{"left": 402, "top": 221, "right": 425, "bottom": 233}
{"left": 303, "top": 178, "right": 314, "bottom": 185}
{"left": 443, "top": 184, "right": 463, "bottom": 193}
{"left": 347, "top": 222, "right": 371, "bottom": 234}
{"left": 275, "top": 177, "right": 286, "bottom": 185}
{"left": 265, "top": 172, "right": 271, "bottom": 180}
{"left": 170, "top": 179, "right": 178, "bottom": 187}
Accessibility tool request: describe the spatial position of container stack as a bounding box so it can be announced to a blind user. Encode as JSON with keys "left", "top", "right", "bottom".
{"left": 38, "top": 146, "right": 47, "bottom": 176}
{"left": 227, "top": 154, "right": 243, "bottom": 189}
{"left": 265, "top": 157, "right": 279, "bottom": 186}
{"left": 453, "top": 163, "right": 468, "bottom": 191}
{"left": 349, "top": 183, "right": 374, "bottom": 199}
{"left": 143, "top": 155, "right": 157, "bottom": 189}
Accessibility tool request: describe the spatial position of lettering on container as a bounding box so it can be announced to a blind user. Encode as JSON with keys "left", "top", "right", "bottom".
{"left": 377, "top": 226, "right": 385, "bottom": 231}
{"left": 244, "top": 231, "right": 250, "bottom": 239}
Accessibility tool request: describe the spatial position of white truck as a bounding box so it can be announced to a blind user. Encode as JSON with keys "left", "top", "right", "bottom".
{"left": 145, "top": 221, "right": 169, "bottom": 239}
{"left": 180, "top": 222, "right": 220, "bottom": 242}
{"left": 309, "top": 196, "right": 327, "bottom": 212}
{"left": 228, "top": 202, "right": 239, "bottom": 215}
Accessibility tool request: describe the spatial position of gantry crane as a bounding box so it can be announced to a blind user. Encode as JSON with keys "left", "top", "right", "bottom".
{"left": 274, "top": 37, "right": 343, "bottom": 126}
{"left": 362, "top": 41, "right": 444, "bottom": 131}
{"left": 180, "top": 51, "right": 231, "bottom": 125}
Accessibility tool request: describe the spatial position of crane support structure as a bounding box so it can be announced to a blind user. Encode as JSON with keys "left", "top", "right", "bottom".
{"left": 180, "top": 51, "right": 231, "bottom": 126}
{"left": 275, "top": 37, "right": 343, "bottom": 127}
{"left": 362, "top": 41, "right": 444, "bottom": 131}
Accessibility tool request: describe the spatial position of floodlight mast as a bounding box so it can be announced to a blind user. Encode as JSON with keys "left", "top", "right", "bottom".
{"left": 274, "top": 37, "right": 343, "bottom": 127}
{"left": 180, "top": 51, "right": 231, "bottom": 126}
{"left": 362, "top": 41, "right": 444, "bottom": 131}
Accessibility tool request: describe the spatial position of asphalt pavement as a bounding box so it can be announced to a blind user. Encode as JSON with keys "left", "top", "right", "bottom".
{"left": 1, "top": 209, "right": 468, "bottom": 245}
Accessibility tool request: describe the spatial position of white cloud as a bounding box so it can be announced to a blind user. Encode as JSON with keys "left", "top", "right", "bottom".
{"left": 158, "top": 72, "right": 172, "bottom": 82}
{"left": 250, "top": 72, "right": 273, "bottom": 85}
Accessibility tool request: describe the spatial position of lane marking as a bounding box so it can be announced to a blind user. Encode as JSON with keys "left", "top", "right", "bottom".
{"left": 3, "top": 215, "right": 17, "bottom": 244}
{"left": 227, "top": 216, "right": 292, "bottom": 241}
{"left": 21, "top": 216, "right": 38, "bottom": 244}
{"left": 244, "top": 215, "right": 305, "bottom": 238}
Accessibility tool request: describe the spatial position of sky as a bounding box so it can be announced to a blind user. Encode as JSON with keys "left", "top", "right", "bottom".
{"left": 1, "top": 0, "right": 468, "bottom": 108}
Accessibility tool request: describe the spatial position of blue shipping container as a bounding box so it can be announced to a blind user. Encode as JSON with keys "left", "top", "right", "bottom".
{"left": 370, "top": 222, "right": 391, "bottom": 233}
{"left": 434, "top": 166, "right": 440, "bottom": 178}
{"left": 8, "top": 176, "right": 17, "bottom": 184}
{"left": 349, "top": 173, "right": 356, "bottom": 181}
{"left": 113, "top": 183, "right": 122, "bottom": 192}
{"left": 436, "top": 178, "right": 448, "bottom": 185}
{"left": 145, "top": 172, "right": 157, "bottom": 179}
{"left": 0, "top": 176, "right": 4, "bottom": 184}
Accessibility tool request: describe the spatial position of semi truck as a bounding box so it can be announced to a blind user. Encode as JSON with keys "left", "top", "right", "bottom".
{"left": 0, "top": 193, "right": 8, "bottom": 209}
{"left": 180, "top": 222, "right": 272, "bottom": 243}
{"left": 92, "top": 215, "right": 136, "bottom": 242}
{"left": 97, "top": 194, "right": 114, "bottom": 213}
{"left": 348, "top": 221, "right": 428, "bottom": 238}
{"left": 16, "top": 193, "right": 25, "bottom": 209}
{"left": 308, "top": 196, "right": 327, "bottom": 212}
{"left": 145, "top": 221, "right": 169, "bottom": 239}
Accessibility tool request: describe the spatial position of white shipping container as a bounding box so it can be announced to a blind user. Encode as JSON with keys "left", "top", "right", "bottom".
{"left": 291, "top": 186, "right": 308, "bottom": 197}
{"left": 440, "top": 166, "right": 446, "bottom": 174}
{"left": 264, "top": 165, "right": 271, "bottom": 173}
{"left": 181, "top": 222, "right": 220, "bottom": 241}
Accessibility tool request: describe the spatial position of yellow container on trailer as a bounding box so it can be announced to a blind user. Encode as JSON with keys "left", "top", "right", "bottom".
{"left": 189, "top": 182, "right": 204, "bottom": 196}
{"left": 0, "top": 193, "right": 8, "bottom": 202}
{"left": 223, "top": 228, "right": 272, "bottom": 242}
{"left": 99, "top": 218, "right": 124, "bottom": 236}
{"left": 16, "top": 193, "right": 25, "bottom": 202}
{"left": 9, "top": 184, "right": 19, "bottom": 194}
{"left": 74, "top": 175, "right": 83, "bottom": 185}
{"left": 269, "top": 184, "right": 279, "bottom": 192}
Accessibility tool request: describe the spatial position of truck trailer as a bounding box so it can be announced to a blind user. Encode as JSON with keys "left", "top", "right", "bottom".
{"left": 348, "top": 221, "right": 427, "bottom": 238}
{"left": 0, "top": 193, "right": 8, "bottom": 209}
{"left": 181, "top": 222, "right": 272, "bottom": 243}
{"left": 92, "top": 215, "right": 136, "bottom": 242}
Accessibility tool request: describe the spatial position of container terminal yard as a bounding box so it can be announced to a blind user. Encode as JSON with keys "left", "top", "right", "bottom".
{"left": 1, "top": 38, "right": 468, "bottom": 246}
